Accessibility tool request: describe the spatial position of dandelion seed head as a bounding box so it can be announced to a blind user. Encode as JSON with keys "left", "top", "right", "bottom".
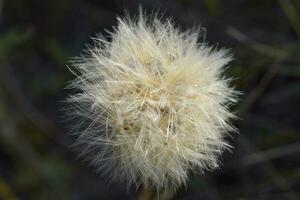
{"left": 67, "top": 12, "right": 238, "bottom": 191}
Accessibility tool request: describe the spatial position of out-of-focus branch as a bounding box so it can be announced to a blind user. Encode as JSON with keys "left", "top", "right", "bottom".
{"left": 226, "top": 27, "right": 288, "bottom": 115}
{"left": 0, "top": 176, "right": 18, "bottom": 200}
{"left": 239, "top": 114, "right": 300, "bottom": 166}
{"left": 278, "top": 0, "right": 300, "bottom": 38}
{"left": 0, "top": 29, "right": 60, "bottom": 134}
{"left": 0, "top": 116, "right": 50, "bottom": 182}
{"left": 238, "top": 61, "right": 283, "bottom": 115}
{"left": 0, "top": 64, "right": 61, "bottom": 135}
{"left": 0, "top": 0, "right": 3, "bottom": 20}
{"left": 224, "top": 27, "right": 298, "bottom": 197}
{"left": 238, "top": 136, "right": 298, "bottom": 200}
{"left": 226, "top": 27, "right": 288, "bottom": 59}
{"left": 242, "top": 141, "right": 300, "bottom": 166}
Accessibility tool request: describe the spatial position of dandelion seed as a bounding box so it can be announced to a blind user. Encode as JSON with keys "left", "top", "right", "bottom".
{"left": 67, "top": 11, "right": 238, "bottom": 192}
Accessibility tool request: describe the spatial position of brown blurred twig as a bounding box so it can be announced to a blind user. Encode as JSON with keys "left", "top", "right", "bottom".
{"left": 0, "top": 176, "right": 18, "bottom": 200}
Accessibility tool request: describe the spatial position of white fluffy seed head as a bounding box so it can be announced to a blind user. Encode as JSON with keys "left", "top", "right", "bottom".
{"left": 67, "top": 12, "right": 238, "bottom": 192}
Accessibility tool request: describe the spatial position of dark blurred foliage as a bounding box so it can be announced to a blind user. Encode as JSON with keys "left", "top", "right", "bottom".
{"left": 0, "top": 0, "right": 300, "bottom": 199}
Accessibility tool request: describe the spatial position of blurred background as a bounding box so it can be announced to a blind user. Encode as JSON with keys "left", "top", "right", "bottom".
{"left": 0, "top": 0, "right": 300, "bottom": 199}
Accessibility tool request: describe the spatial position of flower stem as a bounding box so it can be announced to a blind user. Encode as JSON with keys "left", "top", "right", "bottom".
{"left": 138, "top": 185, "right": 151, "bottom": 200}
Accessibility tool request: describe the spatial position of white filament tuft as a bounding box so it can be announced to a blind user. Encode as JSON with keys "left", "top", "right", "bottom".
{"left": 67, "top": 12, "right": 238, "bottom": 192}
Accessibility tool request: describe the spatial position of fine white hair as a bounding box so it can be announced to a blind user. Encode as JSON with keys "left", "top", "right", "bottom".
{"left": 67, "top": 11, "right": 238, "bottom": 192}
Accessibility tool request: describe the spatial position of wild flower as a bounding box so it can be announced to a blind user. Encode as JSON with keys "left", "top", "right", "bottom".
{"left": 67, "top": 12, "right": 238, "bottom": 192}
